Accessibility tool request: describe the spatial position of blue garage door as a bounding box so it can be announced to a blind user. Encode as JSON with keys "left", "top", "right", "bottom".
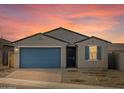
{"left": 20, "top": 48, "right": 61, "bottom": 68}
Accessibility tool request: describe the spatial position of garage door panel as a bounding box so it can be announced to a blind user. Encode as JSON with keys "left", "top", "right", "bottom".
{"left": 20, "top": 48, "right": 61, "bottom": 68}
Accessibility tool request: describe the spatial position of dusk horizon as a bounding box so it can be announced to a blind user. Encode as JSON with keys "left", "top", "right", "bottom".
{"left": 0, "top": 4, "right": 124, "bottom": 43}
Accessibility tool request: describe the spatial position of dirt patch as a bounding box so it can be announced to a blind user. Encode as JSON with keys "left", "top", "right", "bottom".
{"left": 0, "top": 67, "right": 16, "bottom": 78}
{"left": 71, "top": 79, "right": 86, "bottom": 83}
{"left": 62, "top": 69, "right": 124, "bottom": 88}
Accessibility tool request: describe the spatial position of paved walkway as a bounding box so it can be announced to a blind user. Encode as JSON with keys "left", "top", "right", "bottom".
{"left": 0, "top": 78, "right": 113, "bottom": 89}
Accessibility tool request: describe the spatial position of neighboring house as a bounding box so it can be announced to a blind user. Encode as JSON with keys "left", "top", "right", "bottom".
{"left": 13, "top": 27, "right": 113, "bottom": 71}
{"left": 0, "top": 38, "right": 14, "bottom": 67}
{"left": 108, "top": 43, "right": 124, "bottom": 71}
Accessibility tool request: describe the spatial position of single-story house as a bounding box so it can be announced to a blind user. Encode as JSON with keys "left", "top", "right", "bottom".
{"left": 0, "top": 38, "right": 14, "bottom": 67}
{"left": 13, "top": 27, "right": 115, "bottom": 71}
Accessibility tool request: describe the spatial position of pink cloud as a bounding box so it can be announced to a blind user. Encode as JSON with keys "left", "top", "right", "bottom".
{"left": 0, "top": 5, "right": 124, "bottom": 43}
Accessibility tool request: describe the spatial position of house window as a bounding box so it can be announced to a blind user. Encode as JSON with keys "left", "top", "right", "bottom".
{"left": 85, "top": 46, "right": 101, "bottom": 61}
{"left": 89, "top": 46, "right": 97, "bottom": 61}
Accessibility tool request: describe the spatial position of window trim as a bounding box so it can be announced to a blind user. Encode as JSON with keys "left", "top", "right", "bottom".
{"left": 85, "top": 45, "right": 102, "bottom": 62}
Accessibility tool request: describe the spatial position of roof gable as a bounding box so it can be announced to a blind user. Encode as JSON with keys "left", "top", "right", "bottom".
{"left": 76, "top": 36, "right": 112, "bottom": 44}
{"left": 13, "top": 33, "right": 69, "bottom": 44}
{"left": 44, "top": 27, "right": 89, "bottom": 44}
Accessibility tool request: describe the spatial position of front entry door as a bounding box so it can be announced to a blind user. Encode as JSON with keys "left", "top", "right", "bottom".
{"left": 66, "top": 47, "right": 76, "bottom": 68}
{"left": 108, "top": 52, "right": 116, "bottom": 69}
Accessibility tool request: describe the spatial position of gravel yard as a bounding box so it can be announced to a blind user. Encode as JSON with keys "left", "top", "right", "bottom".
{"left": 0, "top": 67, "right": 16, "bottom": 78}
{"left": 62, "top": 69, "right": 124, "bottom": 88}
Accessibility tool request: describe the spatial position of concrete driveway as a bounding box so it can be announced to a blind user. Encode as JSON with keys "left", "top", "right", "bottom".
{"left": 6, "top": 69, "right": 61, "bottom": 82}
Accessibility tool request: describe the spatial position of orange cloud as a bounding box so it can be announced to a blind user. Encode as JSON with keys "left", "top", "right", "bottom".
{"left": 0, "top": 5, "right": 124, "bottom": 43}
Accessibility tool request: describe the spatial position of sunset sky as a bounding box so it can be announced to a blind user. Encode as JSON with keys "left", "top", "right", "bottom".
{"left": 0, "top": 4, "right": 124, "bottom": 43}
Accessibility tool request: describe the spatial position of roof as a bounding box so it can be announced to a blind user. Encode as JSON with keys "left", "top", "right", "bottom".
{"left": 76, "top": 36, "right": 112, "bottom": 44}
{"left": 44, "top": 27, "right": 89, "bottom": 38}
{"left": 0, "top": 38, "right": 13, "bottom": 46}
{"left": 44, "top": 27, "right": 89, "bottom": 44}
{"left": 13, "top": 33, "right": 41, "bottom": 43}
{"left": 13, "top": 32, "right": 69, "bottom": 44}
{"left": 13, "top": 27, "right": 112, "bottom": 44}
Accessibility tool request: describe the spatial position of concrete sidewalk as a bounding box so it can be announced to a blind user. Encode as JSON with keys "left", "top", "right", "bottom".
{"left": 0, "top": 78, "right": 113, "bottom": 89}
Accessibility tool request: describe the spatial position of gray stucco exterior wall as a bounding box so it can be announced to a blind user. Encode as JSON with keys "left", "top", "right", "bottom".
{"left": 77, "top": 38, "right": 110, "bottom": 70}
